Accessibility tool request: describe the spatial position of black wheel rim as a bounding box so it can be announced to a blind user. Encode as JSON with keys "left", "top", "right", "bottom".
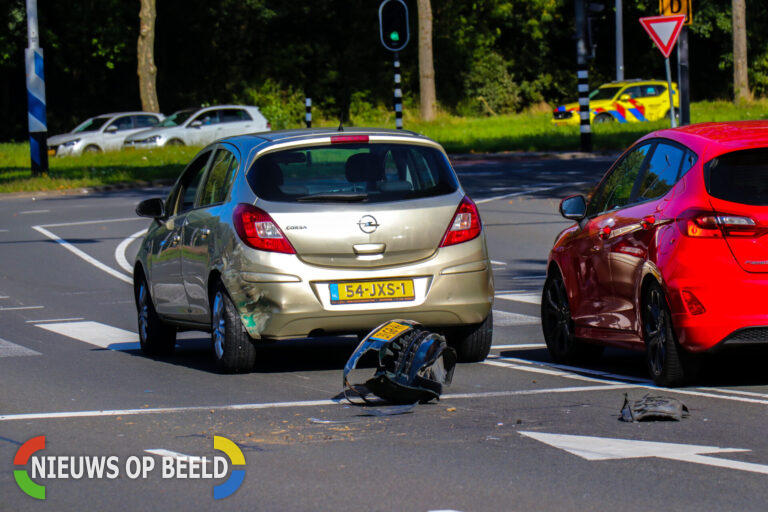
{"left": 212, "top": 292, "right": 226, "bottom": 360}
{"left": 542, "top": 276, "right": 573, "bottom": 354}
{"left": 644, "top": 287, "right": 667, "bottom": 376}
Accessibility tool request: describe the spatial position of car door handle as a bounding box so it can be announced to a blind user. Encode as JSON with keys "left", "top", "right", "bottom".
{"left": 642, "top": 216, "right": 656, "bottom": 229}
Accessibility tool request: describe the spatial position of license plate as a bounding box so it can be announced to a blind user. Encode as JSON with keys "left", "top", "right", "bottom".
{"left": 369, "top": 321, "right": 412, "bottom": 341}
{"left": 329, "top": 279, "right": 414, "bottom": 305}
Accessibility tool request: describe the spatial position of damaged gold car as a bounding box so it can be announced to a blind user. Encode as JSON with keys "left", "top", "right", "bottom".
{"left": 134, "top": 128, "right": 494, "bottom": 372}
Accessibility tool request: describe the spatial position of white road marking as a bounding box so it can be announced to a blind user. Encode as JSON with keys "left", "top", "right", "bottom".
{"left": 0, "top": 338, "right": 41, "bottom": 358}
{"left": 36, "top": 321, "right": 140, "bottom": 351}
{"left": 493, "top": 310, "right": 539, "bottom": 326}
{"left": 510, "top": 274, "right": 546, "bottom": 280}
{"left": 19, "top": 209, "right": 50, "bottom": 214}
{"left": 0, "top": 386, "right": 634, "bottom": 422}
{"left": 145, "top": 449, "right": 209, "bottom": 463}
{"left": 476, "top": 182, "right": 588, "bottom": 204}
{"left": 32, "top": 225, "right": 133, "bottom": 284}
{"left": 496, "top": 292, "right": 541, "bottom": 305}
{"left": 491, "top": 343, "right": 546, "bottom": 350}
{"left": 490, "top": 260, "right": 507, "bottom": 266}
{"left": 39, "top": 217, "right": 144, "bottom": 228}
{"left": 0, "top": 296, "right": 10, "bottom": 299}
{"left": 115, "top": 228, "right": 147, "bottom": 273}
{"left": 520, "top": 431, "right": 768, "bottom": 476}
{"left": 26, "top": 317, "right": 85, "bottom": 323}
{"left": 0, "top": 306, "right": 44, "bottom": 311}
{"left": 487, "top": 355, "right": 653, "bottom": 384}
{"left": 482, "top": 360, "right": 617, "bottom": 383}
{"left": 0, "top": 229, "right": 8, "bottom": 233}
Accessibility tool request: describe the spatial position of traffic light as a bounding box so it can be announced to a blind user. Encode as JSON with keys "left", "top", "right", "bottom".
{"left": 379, "top": 0, "right": 409, "bottom": 52}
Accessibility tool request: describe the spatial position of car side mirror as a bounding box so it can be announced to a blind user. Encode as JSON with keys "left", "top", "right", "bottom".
{"left": 105, "top": 125, "right": 118, "bottom": 133}
{"left": 190, "top": 121, "right": 202, "bottom": 129}
{"left": 619, "top": 94, "right": 631, "bottom": 101}
{"left": 559, "top": 195, "right": 587, "bottom": 221}
{"left": 136, "top": 198, "right": 166, "bottom": 219}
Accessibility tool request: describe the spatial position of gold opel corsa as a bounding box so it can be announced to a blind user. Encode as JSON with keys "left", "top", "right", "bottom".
{"left": 134, "top": 128, "right": 494, "bottom": 372}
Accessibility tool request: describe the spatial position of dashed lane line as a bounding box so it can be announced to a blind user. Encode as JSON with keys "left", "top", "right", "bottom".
{"left": 36, "top": 321, "right": 140, "bottom": 351}
{"left": 493, "top": 310, "right": 539, "bottom": 327}
{"left": 0, "top": 306, "right": 44, "bottom": 311}
{"left": 26, "top": 317, "right": 85, "bottom": 323}
{"left": 0, "top": 338, "right": 41, "bottom": 358}
{"left": 496, "top": 293, "right": 542, "bottom": 305}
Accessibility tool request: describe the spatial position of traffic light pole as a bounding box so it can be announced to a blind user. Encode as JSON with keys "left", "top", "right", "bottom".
{"left": 25, "top": 0, "right": 48, "bottom": 176}
{"left": 393, "top": 52, "right": 403, "bottom": 130}
{"left": 575, "top": 0, "right": 592, "bottom": 153}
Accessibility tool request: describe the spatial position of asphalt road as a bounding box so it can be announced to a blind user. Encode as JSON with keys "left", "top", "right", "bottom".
{"left": 3, "top": 154, "right": 768, "bottom": 511}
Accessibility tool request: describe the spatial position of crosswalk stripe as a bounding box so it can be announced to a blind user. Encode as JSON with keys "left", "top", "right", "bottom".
{"left": 36, "top": 321, "right": 140, "bottom": 351}
{"left": 496, "top": 293, "right": 541, "bottom": 305}
{"left": 493, "top": 310, "right": 539, "bottom": 326}
{"left": 0, "top": 338, "right": 41, "bottom": 358}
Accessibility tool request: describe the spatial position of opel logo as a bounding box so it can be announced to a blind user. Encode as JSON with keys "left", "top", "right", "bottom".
{"left": 357, "top": 215, "right": 380, "bottom": 234}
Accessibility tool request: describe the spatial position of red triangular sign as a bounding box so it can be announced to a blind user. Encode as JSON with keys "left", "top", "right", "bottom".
{"left": 639, "top": 15, "right": 686, "bottom": 58}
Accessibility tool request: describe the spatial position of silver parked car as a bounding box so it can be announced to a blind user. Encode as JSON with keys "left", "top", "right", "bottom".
{"left": 47, "top": 111, "right": 164, "bottom": 156}
{"left": 124, "top": 105, "right": 269, "bottom": 149}
{"left": 134, "top": 128, "right": 494, "bottom": 372}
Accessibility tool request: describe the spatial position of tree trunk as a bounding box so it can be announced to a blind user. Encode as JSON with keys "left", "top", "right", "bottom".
{"left": 138, "top": 0, "right": 160, "bottom": 112}
{"left": 417, "top": 0, "right": 436, "bottom": 121}
{"left": 732, "top": 0, "right": 751, "bottom": 103}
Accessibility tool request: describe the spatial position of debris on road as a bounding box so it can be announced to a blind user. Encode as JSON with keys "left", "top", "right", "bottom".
{"left": 619, "top": 393, "right": 690, "bottom": 422}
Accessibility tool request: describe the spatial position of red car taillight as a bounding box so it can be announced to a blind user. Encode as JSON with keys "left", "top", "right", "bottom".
{"left": 440, "top": 196, "right": 482, "bottom": 247}
{"left": 677, "top": 210, "right": 764, "bottom": 238}
{"left": 233, "top": 203, "right": 296, "bottom": 254}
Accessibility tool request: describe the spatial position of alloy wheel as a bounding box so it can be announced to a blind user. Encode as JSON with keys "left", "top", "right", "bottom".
{"left": 212, "top": 291, "right": 226, "bottom": 360}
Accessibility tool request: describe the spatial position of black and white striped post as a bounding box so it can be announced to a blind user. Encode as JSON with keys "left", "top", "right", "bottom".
{"left": 393, "top": 52, "right": 403, "bottom": 130}
{"left": 25, "top": 0, "right": 48, "bottom": 175}
{"left": 304, "top": 97, "right": 312, "bottom": 128}
{"left": 575, "top": 0, "right": 592, "bottom": 152}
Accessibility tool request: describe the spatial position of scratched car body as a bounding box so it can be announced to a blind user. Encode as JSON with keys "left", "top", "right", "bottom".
{"left": 134, "top": 128, "right": 494, "bottom": 372}
{"left": 543, "top": 121, "right": 768, "bottom": 387}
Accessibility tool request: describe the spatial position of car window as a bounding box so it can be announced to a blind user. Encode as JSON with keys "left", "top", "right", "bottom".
{"left": 107, "top": 116, "right": 134, "bottom": 132}
{"left": 168, "top": 150, "right": 212, "bottom": 215}
{"left": 587, "top": 143, "right": 651, "bottom": 216}
{"left": 636, "top": 142, "right": 685, "bottom": 201}
{"left": 622, "top": 86, "right": 643, "bottom": 99}
{"left": 73, "top": 116, "right": 110, "bottom": 133}
{"left": 133, "top": 115, "right": 159, "bottom": 128}
{"left": 589, "top": 87, "right": 621, "bottom": 101}
{"left": 247, "top": 143, "right": 458, "bottom": 203}
{"left": 192, "top": 111, "right": 220, "bottom": 126}
{"left": 199, "top": 148, "right": 238, "bottom": 207}
{"left": 158, "top": 110, "right": 194, "bottom": 127}
{"left": 219, "top": 109, "right": 251, "bottom": 123}
{"left": 705, "top": 148, "right": 768, "bottom": 206}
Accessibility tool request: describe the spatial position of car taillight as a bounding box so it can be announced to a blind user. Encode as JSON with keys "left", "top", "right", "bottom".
{"left": 331, "top": 135, "right": 369, "bottom": 144}
{"left": 677, "top": 210, "right": 763, "bottom": 238}
{"left": 233, "top": 203, "right": 295, "bottom": 254}
{"left": 440, "top": 196, "right": 482, "bottom": 247}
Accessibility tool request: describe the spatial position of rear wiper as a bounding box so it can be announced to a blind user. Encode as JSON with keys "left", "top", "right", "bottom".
{"left": 296, "top": 193, "right": 369, "bottom": 202}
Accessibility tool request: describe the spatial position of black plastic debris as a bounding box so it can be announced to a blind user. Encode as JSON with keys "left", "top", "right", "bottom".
{"left": 342, "top": 320, "right": 457, "bottom": 405}
{"left": 620, "top": 393, "right": 690, "bottom": 422}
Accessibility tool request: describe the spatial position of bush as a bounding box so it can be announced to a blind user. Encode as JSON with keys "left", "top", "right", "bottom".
{"left": 239, "top": 79, "right": 304, "bottom": 130}
{"left": 463, "top": 49, "right": 520, "bottom": 116}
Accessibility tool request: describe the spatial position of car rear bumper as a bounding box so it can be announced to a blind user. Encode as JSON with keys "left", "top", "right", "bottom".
{"left": 222, "top": 247, "right": 494, "bottom": 340}
{"left": 669, "top": 276, "right": 768, "bottom": 352}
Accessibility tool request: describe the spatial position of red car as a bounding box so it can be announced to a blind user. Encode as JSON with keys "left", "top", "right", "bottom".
{"left": 543, "top": 121, "right": 768, "bottom": 386}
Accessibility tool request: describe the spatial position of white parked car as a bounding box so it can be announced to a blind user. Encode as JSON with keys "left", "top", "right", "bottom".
{"left": 123, "top": 105, "right": 269, "bottom": 149}
{"left": 47, "top": 112, "right": 164, "bottom": 156}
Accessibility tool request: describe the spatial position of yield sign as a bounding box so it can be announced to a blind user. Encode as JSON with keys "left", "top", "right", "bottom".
{"left": 639, "top": 15, "right": 686, "bottom": 58}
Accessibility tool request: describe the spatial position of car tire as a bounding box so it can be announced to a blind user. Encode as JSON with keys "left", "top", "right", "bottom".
{"left": 594, "top": 113, "right": 614, "bottom": 124}
{"left": 541, "top": 269, "right": 604, "bottom": 363}
{"left": 167, "top": 139, "right": 184, "bottom": 147}
{"left": 84, "top": 145, "right": 101, "bottom": 153}
{"left": 642, "top": 282, "right": 698, "bottom": 387}
{"left": 136, "top": 276, "right": 176, "bottom": 356}
{"left": 447, "top": 311, "right": 493, "bottom": 363}
{"left": 211, "top": 283, "right": 256, "bottom": 373}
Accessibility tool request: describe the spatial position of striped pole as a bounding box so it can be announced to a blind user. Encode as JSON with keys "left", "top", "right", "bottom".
{"left": 304, "top": 97, "right": 312, "bottom": 128}
{"left": 26, "top": 0, "right": 48, "bottom": 176}
{"left": 575, "top": 0, "right": 592, "bottom": 152}
{"left": 393, "top": 51, "right": 403, "bottom": 129}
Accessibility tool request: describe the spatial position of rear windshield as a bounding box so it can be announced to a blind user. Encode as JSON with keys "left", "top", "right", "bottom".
{"left": 246, "top": 143, "right": 459, "bottom": 203}
{"left": 705, "top": 148, "right": 768, "bottom": 205}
